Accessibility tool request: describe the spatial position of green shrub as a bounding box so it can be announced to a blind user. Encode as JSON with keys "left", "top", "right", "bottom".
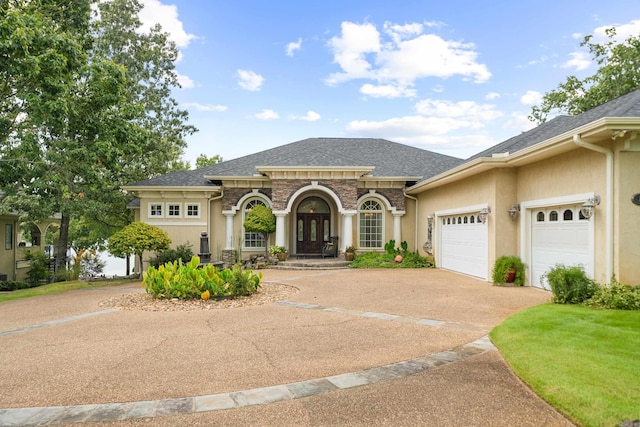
{"left": 491, "top": 255, "right": 526, "bottom": 286}
{"left": 544, "top": 264, "right": 598, "bottom": 304}
{"left": 0, "top": 281, "right": 34, "bottom": 291}
{"left": 149, "top": 243, "right": 194, "bottom": 268}
{"left": 587, "top": 277, "right": 640, "bottom": 310}
{"left": 349, "top": 250, "right": 433, "bottom": 268}
{"left": 144, "top": 256, "right": 261, "bottom": 299}
{"left": 23, "top": 250, "right": 50, "bottom": 285}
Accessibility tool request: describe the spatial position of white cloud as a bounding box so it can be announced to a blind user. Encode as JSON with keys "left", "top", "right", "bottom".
{"left": 326, "top": 21, "right": 381, "bottom": 85}
{"left": 326, "top": 20, "right": 491, "bottom": 91}
{"left": 291, "top": 111, "right": 321, "bottom": 121}
{"left": 593, "top": 19, "right": 640, "bottom": 42}
{"left": 504, "top": 112, "right": 537, "bottom": 132}
{"left": 177, "top": 73, "right": 196, "bottom": 89}
{"left": 360, "top": 83, "right": 416, "bottom": 98}
{"left": 414, "top": 99, "right": 503, "bottom": 121}
{"left": 138, "top": 0, "right": 197, "bottom": 48}
{"left": 286, "top": 38, "right": 302, "bottom": 56}
{"left": 255, "top": 109, "right": 279, "bottom": 120}
{"left": 561, "top": 51, "right": 591, "bottom": 71}
{"left": 485, "top": 92, "right": 500, "bottom": 100}
{"left": 182, "top": 102, "right": 227, "bottom": 112}
{"left": 520, "top": 90, "right": 542, "bottom": 105}
{"left": 237, "top": 69, "right": 265, "bottom": 91}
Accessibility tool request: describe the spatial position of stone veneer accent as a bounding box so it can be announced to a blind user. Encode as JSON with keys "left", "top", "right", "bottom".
{"left": 221, "top": 250, "right": 237, "bottom": 269}
{"left": 357, "top": 188, "right": 406, "bottom": 211}
{"left": 223, "top": 189, "right": 272, "bottom": 211}
{"left": 271, "top": 179, "right": 359, "bottom": 210}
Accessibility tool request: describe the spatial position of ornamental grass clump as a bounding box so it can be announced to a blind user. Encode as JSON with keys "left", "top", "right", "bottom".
{"left": 143, "top": 256, "right": 261, "bottom": 300}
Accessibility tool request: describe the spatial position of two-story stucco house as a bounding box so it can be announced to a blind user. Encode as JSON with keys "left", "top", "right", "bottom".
{"left": 124, "top": 89, "right": 640, "bottom": 288}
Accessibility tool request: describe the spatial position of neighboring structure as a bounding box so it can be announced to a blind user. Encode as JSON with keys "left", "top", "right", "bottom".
{"left": 125, "top": 89, "right": 640, "bottom": 288}
{"left": 0, "top": 212, "right": 59, "bottom": 281}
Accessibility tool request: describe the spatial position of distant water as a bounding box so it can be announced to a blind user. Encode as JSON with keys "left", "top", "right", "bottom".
{"left": 101, "top": 253, "right": 132, "bottom": 277}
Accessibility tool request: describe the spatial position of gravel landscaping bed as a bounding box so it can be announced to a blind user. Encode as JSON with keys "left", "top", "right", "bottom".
{"left": 99, "top": 282, "right": 298, "bottom": 312}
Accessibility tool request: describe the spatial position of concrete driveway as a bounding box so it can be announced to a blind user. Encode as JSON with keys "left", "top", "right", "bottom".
{"left": 0, "top": 268, "right": 574, "bottom": 426}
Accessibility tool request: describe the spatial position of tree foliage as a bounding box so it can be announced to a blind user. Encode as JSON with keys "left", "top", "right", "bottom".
{"left": 0, "top": 0, "right": 196, "bottom": 271}
{"left": 243, "top": 205, "right": 275, "bottom": 257}
{"left": 108, "top": 222, "right": 170, "bottom": 277}
{"left": 530, "top": 28, "right": 640, "bottom": 124}
{"left": 195, "top": 153, "right": 223, "bottom": 169}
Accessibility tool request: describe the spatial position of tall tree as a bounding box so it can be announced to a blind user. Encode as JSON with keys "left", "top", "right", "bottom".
{"left": 0, "top": 0, "right": 196, "bottom": 272}
{"left": 530, "top": 28, "right": 640, "bottom": 124}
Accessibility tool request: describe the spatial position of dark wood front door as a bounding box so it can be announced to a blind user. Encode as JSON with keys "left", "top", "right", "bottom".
{"left": 296, "top": 213, "right": 330, "bottom": 255}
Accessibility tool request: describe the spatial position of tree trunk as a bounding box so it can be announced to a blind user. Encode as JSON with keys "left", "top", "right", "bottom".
{"left": 137, "top": 253, "right": 144, "bottom": 279}
{"left": 55, "top": 213, "right": 71, "bottom": 275}
{"left": 125, "top": 255, "right": 130, "bottom": 276}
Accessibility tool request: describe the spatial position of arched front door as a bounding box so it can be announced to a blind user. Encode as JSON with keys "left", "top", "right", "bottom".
{"left": 296, "top": 196, "right": 331, "bottom": 255}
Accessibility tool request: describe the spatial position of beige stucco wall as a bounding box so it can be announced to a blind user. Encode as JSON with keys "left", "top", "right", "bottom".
{"left": 615, "top": 147, "right": 640, "bottom": 284}
{"left": 517, "top": 148, "right": 608, "bottom": 283}
{"left": 415, "top": 169, "right": 518, "bottom": 279}
{"left": 0, "top": 216, "right": 17, "bottom": 280}
{"left": 413, "top": 140, "right": 640, "bottom": 286}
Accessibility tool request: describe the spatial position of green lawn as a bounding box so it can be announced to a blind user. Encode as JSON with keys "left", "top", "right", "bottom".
{"left": 0, "top": 278, "right": 137, "bottom": 303}
{"left": 490, "top": 304, "right": 640, "bottom": 427}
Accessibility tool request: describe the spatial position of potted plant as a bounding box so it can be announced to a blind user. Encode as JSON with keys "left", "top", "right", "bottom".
{"left": 344, "top": 245, "right": 356, "bottom": 261}
{"left": 491, "top": 255, "right": 526, "bottom": 286}
{"left": 268, "top": 245, "right": 288, "bottom": 261}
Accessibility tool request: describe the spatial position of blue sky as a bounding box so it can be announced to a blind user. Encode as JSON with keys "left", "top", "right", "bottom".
{"left": 137, "top": 0, "right": 640, "bottom": 164}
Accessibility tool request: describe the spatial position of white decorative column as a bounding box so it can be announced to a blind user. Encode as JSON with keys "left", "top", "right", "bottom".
{"left": 341, "top": 211, "right": 356, "bottom": 250}
{"left": 274, "top": 211, "right": 287, "bottom": 247}
{"left": 393, "top": 213, "right": 403, "bottom": 245}
{"left": 224, "top": 212, "right": 235, "bottom": 249}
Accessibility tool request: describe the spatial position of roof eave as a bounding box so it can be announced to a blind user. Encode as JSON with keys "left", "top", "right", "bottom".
{"left": 406, "top": 117, "right": 639, "bottom": 194}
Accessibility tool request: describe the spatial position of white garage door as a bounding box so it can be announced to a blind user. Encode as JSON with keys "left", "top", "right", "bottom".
{"left": 440, "top": 214, "right": 488, "bottom": 280}
{"left": 531, "top": 205, "right": 592, "bottom": 289}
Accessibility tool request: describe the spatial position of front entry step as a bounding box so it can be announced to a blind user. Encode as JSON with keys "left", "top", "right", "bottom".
{"left": 271, "top": 257, "right": 351, "bottom": 270}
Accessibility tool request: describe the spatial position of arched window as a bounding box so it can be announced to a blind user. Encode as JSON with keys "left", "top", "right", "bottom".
{"left": 457, "top": 216, "right": 462, "bottom": 224}
{"left": 358, "top": 199, "right": 383, "bottom": 248}
{"left": 470, "top": 215, "right": 475, "bottom": 224}
{"left": 549, "top": 210, "right": 559, "bottom": 221}
{"left": 536, "top": 211, "right": 545, "bottom": 222}
{"left": 563, "top": 209, "right": 573, "bottom": 221}
{"left": 243, "top": 198, "right": 267, "bottom": 249}
{"left": 463, "top": 216, "right": 468, "bottom": 224}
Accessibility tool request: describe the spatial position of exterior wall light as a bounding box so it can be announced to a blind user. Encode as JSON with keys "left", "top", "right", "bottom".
{"left": 580, "top": 195, "right": 601, "bottom": 220}
{"left": 478, "top": 207, "right": 491, "bottom": 224}
{"left": 508, "top": 204, "right": 520, "bottom": 221}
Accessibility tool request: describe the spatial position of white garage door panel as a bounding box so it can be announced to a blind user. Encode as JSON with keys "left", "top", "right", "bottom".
{"left": 531, "top": 207, "right": 592, "bottom": 289}
{"left": 441, "top": 216, "right": 488, "bottom": 280}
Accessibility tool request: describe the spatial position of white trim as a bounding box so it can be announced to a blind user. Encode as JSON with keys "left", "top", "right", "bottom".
{"left": 435, "top": 203, "right": 489, "bottom": 217}
{"left": 520, "top": 192, "right": 596, "bottom": 287}
{"left": 284, "top": 183, "right": 345, "bottom": 214}
{"left": 228, "top": 189, "right": 272, "bottom": 214}
{"left": 166, "top": 203, "right": 182, "bottom": 218}
{"left": 148, "top": 203, "right": 164, "bottom": 218}
{"left": 185, "top": 203, "right": 201, "bottom": 219}
{"left": 147, "top": 221, "right": 207, "bottom": 227}
{"left": 357, "top": 198, "right": 385, "bottom": 249}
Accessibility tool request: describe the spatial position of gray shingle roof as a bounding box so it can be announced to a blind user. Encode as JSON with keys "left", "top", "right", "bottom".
{"left": 126, "top": 138, "right": 464, "bottom": 187}
{"left": 467, "top": 88, "right": 640, "bottom": 161}
{"left": 126, "top": 88, "right": 640, "bottom": 188}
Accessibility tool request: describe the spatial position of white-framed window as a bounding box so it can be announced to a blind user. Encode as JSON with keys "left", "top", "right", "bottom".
{"left": 358, "top": 199, "right": 383, "bottom": 249}
{"left": 243, "top": 198, "right": 267, "bottom": 249}
{"left": 167, "top": 203, "right": 181, "bottom": 218}
{"left": 186, "top": 203, "right": 200, "bottom": 218}
{"left": 149, "top": 203, "right": 163, "bottom": 218}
